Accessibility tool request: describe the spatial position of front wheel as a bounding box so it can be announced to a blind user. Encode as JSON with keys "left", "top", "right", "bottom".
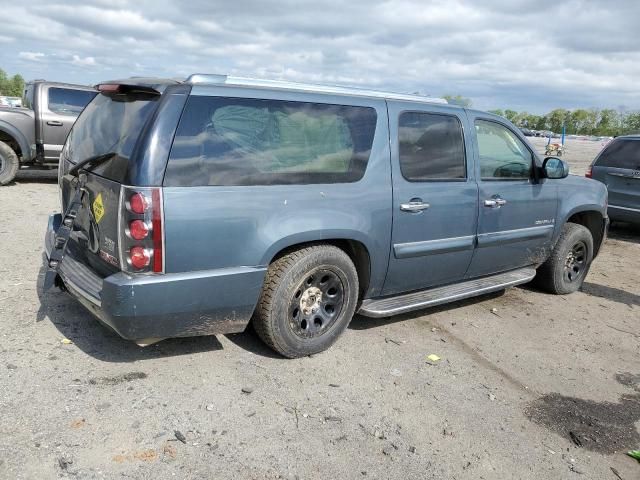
{"left": 0, "top": 141, "right": 19, "bottom": 185}
{"left": 534, "top": 222, "right": 594, "bottom": 294}
{"left": 253, "top": 245, "right": 359, "bottom": 358}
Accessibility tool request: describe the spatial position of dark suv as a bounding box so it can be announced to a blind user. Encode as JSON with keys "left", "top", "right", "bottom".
{"left": 44, "top": 75, "right": 608, "bottom": 357}
{"left": 587, "top": 135, "right": 640, "bottom": 224}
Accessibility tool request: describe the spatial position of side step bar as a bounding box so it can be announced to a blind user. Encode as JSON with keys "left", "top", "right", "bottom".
{"left": 358, "top": 267, "right": 536, "bottom": 318}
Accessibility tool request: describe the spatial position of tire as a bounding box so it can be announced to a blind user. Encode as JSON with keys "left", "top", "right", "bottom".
{"left": 534, "top": 222, "right": 593, "bottom": 294}
{"left": 0, "top": 140, "right": 19, "bottom": 185}
{"left": 253, "top": 245, "right": 359, "bottom": 358}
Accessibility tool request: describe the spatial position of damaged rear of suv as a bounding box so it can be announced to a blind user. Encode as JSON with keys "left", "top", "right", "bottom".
{"left": 45, "top": 74, "right": 608, "bottom": 357}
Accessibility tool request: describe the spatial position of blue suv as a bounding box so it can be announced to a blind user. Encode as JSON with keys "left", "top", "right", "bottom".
{"left": 44, "top": 75, "right": 608, "bottom": 357}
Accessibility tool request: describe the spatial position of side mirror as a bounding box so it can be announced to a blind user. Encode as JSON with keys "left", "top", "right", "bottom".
{"left": 543, "top": 157, "right": 569, "bottom": 179}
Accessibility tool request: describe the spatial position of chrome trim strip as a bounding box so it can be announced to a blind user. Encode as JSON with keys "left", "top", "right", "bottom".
{"left": 607, "top": 172, "right": 640, "bottom": 179}
{"left": 477, "top": 225, "right": 554, "bottom": 247}
{"left": 393, "top": 235, "right": 475, "bottom": 259}
{"left": 186, "top": 74, "right": 448, "bottom": 105}
{"left": 609, "top": 204, "right": 640, "bottom": 213}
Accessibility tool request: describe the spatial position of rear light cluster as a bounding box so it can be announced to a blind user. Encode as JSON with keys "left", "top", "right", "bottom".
{"left": 585, "top": 166, "right": 592, "bottom": 178}
{"left": 119, "top": 186, "right": 164, "bottom": 274}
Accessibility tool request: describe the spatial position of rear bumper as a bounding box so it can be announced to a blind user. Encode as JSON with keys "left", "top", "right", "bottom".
{"left": 45, "top": 214, "right": 265, "bottom": 342}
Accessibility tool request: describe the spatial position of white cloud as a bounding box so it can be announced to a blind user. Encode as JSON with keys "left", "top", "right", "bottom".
{"left": 71, "top": 55, "right": 98, "bottom": 67}
{"left": 18, "top": 51, "right": 46, "bottom": 61}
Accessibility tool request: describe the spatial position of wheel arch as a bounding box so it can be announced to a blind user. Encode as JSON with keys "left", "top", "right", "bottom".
{"left": 263, "top": 234, "right": 373, "bottom": 300}
{"left": 565, "top": 209, "right": 606, "bottom": 257}
{"left": 0, "top": 121, "right": 31, "bottom": 161}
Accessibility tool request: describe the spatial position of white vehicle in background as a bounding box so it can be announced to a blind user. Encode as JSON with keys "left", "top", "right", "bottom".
{"left": 0, "top": 96, "right": 22, "bottom": 107}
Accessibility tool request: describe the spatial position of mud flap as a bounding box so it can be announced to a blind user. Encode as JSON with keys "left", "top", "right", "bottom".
{"left": 44, "top": 181, "right": 86, "bottom": 291}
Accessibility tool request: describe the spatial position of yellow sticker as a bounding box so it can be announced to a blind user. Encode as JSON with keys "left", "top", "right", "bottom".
{"left": 93, "top": 193, "right": 105, "bottom": 224}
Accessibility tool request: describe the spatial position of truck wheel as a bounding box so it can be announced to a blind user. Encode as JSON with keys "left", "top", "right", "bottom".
{"left": 0, "top": 141, "right": 19, "bottom": 185}
{"left": 253, "top": 245, "right": 359, "bottom": 358}
{"left": 534, "top": 222, "right": 593, "bottom": 294}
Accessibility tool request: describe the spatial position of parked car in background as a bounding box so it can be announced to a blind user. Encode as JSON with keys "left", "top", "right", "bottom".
{"left": 0, "top": 96, "right": 23, "bottom": 108}
{"left": 588, "top": 135, "right": 640, "bottom": 223}
{"left": 0, "top": 81, "right": 96, "bottom": 185}
{"left": 45, "top": 74, "right": 608, "bottom": 358}
{"left": 520, "top": 127, "right": 534, "bottom": 136}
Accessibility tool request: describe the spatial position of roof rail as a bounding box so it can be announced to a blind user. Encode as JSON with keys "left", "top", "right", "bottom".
{"left": 184, "top": 74, "right": 448, "bottom": 105}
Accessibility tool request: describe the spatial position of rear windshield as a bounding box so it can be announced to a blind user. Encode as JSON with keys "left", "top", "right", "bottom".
{"left": 595, "top": 139, "right": 640, "bottom": 170}
{"left": 65, "top": 92, "right": 159, "bottom": 182}
{"left": 164, "top": 96, "right": 377, "bottom": 186}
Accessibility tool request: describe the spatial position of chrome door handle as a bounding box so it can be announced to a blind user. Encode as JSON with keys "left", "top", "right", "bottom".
{"left": 400, "top": 201, "right": 430, "bottom": 212}
{"left": 484, "top": 198, "right": 507, "bottom": 208}
{"left": 47, "top": 120, "right": 63, "bottom": 126}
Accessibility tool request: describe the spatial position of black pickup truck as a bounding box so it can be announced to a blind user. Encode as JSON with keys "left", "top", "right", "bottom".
{"left": 0, "top": 81, "right": 96, "bottom": 185}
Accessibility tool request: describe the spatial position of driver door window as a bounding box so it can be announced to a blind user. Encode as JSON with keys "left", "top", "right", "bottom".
{"left": 475, "top": 120, "right": 532, "bottom": 180}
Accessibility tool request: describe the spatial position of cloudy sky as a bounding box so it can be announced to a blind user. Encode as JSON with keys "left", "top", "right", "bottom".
{"left": 1, "top": 0, "right": 638, "bottom": 113}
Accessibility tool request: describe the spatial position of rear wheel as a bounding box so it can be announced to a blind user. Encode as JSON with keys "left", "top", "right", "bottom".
{"left": 535, "top": 222, "right": 593, "bottom": 294}
{"left": 0, "top": 141, "right": 19, "bottom": 185}
{"left": 253, "top": 245, "right": 359, "bottom": 358}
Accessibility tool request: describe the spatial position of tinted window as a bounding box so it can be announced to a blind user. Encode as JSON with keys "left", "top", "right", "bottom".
{"left": 165, "top": 96, "right": 377, "bottom": 186}
{"left": 476, "top": 120, "right": 532, "bottom": 180}
{"left": 595, "top": 139, "right": 640, "bottom": 169}
{"left": 48, "top": 87, "right": 96, "bottom": 116}
{"left": 398, "top": 112, "right": 465, "bottom": 181}
{"left": 65, "top": 92, "right": 159, "bottom": 182}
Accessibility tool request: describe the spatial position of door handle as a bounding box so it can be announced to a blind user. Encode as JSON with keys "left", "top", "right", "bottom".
{"left": 47, "top": 120, "right": 63, "bottom": 126}
{"left": 400, "top": 200, "right": 430, "bottom": 212}
{"left": 484, "top": 197, "right": 507, "bottom": 208}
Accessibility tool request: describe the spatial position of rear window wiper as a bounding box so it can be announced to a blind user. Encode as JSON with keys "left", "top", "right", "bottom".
{"left": 69, "top": 152, "right": 117, "bottom": 177}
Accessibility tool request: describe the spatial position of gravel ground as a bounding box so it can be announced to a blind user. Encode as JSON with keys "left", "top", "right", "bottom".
{"left": 1, "top": 155, "right": 639, "bottom": 479}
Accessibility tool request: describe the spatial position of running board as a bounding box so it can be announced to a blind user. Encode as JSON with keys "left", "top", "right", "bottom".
{"left": 358, "top": 267, "right": 536, "bottom": 318}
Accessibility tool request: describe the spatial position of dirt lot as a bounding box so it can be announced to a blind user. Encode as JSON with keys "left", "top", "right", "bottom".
{"left": 1, "top": 153, "right": 639, "bottom": 479}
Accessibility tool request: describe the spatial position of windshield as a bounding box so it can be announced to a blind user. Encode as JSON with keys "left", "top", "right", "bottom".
{"left": 65, "top": 92, "right": 159, "bottom": 182}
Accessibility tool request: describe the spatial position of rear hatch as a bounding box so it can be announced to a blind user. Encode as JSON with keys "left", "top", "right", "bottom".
{"left": 591, "top": 138, "right": 640, "bottom": 209}
{"left": 59, "top": 84, "right": 163, "bottom": 277}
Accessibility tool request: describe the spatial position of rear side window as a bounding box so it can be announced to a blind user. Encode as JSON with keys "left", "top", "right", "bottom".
{"left": 398, "top": 112, "right": 466, "bottom": 181}
{"left": 65, "top": 92, "right": 159, "bottom": 182}
{"left": 48, "top": 87, "right": 96, "bottom": 116}
{"left": 595, "top": 139, "right": 640, "bottom": 169}
{"left": 164, "top": 96, "right": 377, "bottom": 186}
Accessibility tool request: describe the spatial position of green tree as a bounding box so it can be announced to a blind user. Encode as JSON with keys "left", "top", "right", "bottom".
{"left": 0, "top": 69, "right": 25, "bottom": 97}
{"left": 597, "top": 109, "right": 618, "bottom": 136}
{"left": 488, "top": 109, "right": 504, "bottom": 117}
{"left": 547, "top": 109, "right": 569, "bottom": 133}
{"left": 443, "top": 95, "right": 472, "bottom": 107}
{"left": 503, "top": 109, "right": 518, "bottom": 123}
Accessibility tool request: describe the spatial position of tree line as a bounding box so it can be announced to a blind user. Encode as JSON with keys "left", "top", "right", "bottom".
{"left": 488, "top": 108, "right": 640, "bottom": 137}
{"left": 0, "top": 69, "right": 25, "bottom": 97}
{"left": 443, "top": 95, "right": 639, "bottom": 137}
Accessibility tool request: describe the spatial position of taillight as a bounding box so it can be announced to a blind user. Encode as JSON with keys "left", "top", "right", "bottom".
{"left": 129, "top": 246, "right": 151, "bottom": 269}
{"left": 128, "top": 220, "right": 149, "bottom": 240}
{"left": 119, "top": 186, "right": 164, "bottom": 274}
{"left": 129, "top": 192, "right": 148, "bottom": 214}
{"left": 585, "top": 166, "right": 592, "bottom": 178}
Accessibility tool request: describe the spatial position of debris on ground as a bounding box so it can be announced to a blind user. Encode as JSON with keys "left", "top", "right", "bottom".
{"left": 241, "top": 386, "right": 254, "bottom": 394}
{"left": 390, "top": 369, "right": 402, "bottom": 377}
{"left": 60, "top": 338, "right": 73, "bottom": 344}
{"left": 58, "top": 456, "right": 73, "bottom": 470}
{"left": 384, "top": 337, "right": 404, "bottom": 345}
{"left": 426, "top": 354, "right": 441, "bottom": 362}
{"left": 627, "top": 449, "right": 640, "bottom": 462}
{"left": 569, "top": 431, "right": 583, "bottom": 447}
{"left": 174, "top": 430, "right": 187, "bottom": 444}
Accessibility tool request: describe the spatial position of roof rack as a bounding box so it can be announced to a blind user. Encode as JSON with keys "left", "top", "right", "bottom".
{"left": 184, "top": 74, "right": 448, "bottom": 105}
